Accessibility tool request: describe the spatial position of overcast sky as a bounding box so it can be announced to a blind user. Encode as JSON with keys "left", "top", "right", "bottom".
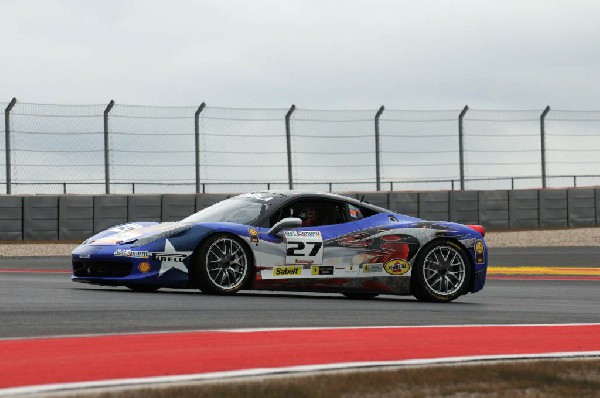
{"left": 2, "top": 0, "right": 600, "bottom": 109}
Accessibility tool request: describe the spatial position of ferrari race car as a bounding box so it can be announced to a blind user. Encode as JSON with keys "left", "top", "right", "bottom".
{"left": 72, "top": 191, "right": 488, "bottom": 302}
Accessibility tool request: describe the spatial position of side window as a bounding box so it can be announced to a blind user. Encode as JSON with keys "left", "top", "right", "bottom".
{"left": 271, "top": 200, "right": 348, "bottom": 227}
{"left": 348, "top": 203, "right": 378, "bottom": 219}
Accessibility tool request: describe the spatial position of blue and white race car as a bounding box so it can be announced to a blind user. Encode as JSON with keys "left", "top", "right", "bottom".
{"left": 72, "top": 191, "right": 488, "bottom": 302}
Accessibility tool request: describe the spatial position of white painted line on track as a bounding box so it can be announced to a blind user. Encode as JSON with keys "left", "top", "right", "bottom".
{"left": 1, "top": 351, "right": 599, "bottom": 397}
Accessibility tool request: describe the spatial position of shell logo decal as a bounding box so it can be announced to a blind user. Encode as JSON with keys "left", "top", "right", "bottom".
{"left": 475, "top": 241, "right": 484, "bottom": 254}
{"left": 384, "top": 259, "right": 410, "bottom": 276}
{"left": 138, "top": 262, "right": 152, "bottom": 273}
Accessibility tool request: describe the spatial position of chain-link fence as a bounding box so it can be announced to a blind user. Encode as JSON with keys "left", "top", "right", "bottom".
{"left": 2, "top": 99, "right": 600, "bottom": 194}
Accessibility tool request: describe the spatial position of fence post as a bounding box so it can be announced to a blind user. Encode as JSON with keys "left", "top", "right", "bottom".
{"left": 4, "top": 98, "right": 16, "bottom": 195}
{"left": 285, "top": 104, "right": 296, "bottom": 190}
{"left": 540, "top": 105, "right": 550, "bottom": 188}
{"left": 458, "top": 105, "right": 469, "bottom": 191}
{"left": 374, "top": 105, "right": 385, "bottom": 191}
{"left": 195, "top": 102, "right": 206, "bottom": 193}
{"left": 103, "top": 100, "right": 115, "bottom": 194}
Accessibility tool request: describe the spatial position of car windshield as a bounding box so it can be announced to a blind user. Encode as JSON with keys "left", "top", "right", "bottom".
{"left": 181, "top": 195, "right": 275, "bottom": 225}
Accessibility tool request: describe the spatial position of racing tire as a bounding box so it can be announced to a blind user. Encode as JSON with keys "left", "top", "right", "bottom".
{"left": 342, "top": 292, "right": 379, "bottom": 300}
{"left": 126, "top": 285, "right": 160, "bottom": 292}
{"left": 411, "top": 239, "right": 472, "bottom": 303}
{"left": 194, "top": 233, "right": 251, "bottom": 295}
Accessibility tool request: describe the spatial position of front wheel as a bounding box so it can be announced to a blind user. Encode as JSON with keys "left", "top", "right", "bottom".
{"left": 411, "top": 240, "right": 472, "bottom": 303}
{"left": 193, "top": 234, "right": 251, "bottom": 295}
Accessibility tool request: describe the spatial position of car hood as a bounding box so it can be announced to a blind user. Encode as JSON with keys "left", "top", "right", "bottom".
{"left": 85, "top": 222, "right": 186, "bottom": 245}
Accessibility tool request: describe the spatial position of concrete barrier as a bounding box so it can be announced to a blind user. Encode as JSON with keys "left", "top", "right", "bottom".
{"left": 568, "top": 189, "right": 596, "bottom": 227}
{"left": 0, "top": 196, "right": 22, "bottom": 240}
{"left": 59, "top": 196, "right": 93, "bottom": 240}
{"left": 1, "top": 188, "right": 598, "bottom": 241}
{"left": 449, "top": 191, "right": 479, "bottom": 225}
{"left": 509, "top": 190, "right": 539, "bottom": 229}
{"left": 539, "top": 190, "right": 568, "bottom": 228}
{"left": 419, "top": 191, "right": 449, "bottom": 221}
{"left": 23, "top": 196, "right": 58, "bottom": 240}
{"left": 93, "top": 195, "right": 128, "bottom": 233}
{"left": 479, "top": 190, "right": 509, "bottom": 230}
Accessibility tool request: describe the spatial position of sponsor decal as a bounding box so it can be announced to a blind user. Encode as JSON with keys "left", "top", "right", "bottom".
{"left": 239, "top": 193, "right": 274, "bottom": 202}
{"left": 273, "top": 266, "right": 302, "bottom": 277}
{"left": 152, "top": 253, "right": 188, "bottom": 262}
{"left": 110, "top": 224, "right": 143, "bottom": 233}
{"left": 114, "top": 249, "right": 149, "bottom": 259}
{"left": 248, "top": 228, "right": 259, "bottom": 243}
{"left": 295, "top": 258, "right": 315, "bottom": 265}
{"left": 284, "top": 230, "right": 324, "bottom": 265}
{"left": 283, "top": 230, "right": 322, "bottom": 238}
{"left": 138, "top": 262, "right": 152, "bottom": 273}
{"left": 311, "top": 265, "right": 334, "bottom": 276}
{"left": 384, "top": 259, "right": 411, "bottom": 275}
{"left": 363, "top": 263, "right": 384, "bottom": 273}
{"left": 475, "top": 240, "right": 485, "bottom": 264}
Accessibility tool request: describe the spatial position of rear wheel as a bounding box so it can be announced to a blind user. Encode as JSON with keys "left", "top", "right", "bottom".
{"left": 342, "top": 292, "right": 379, "bottom": 300}
{"left": 411, "top": 240, "right": 472, "bottom": 303}
{"left": 194, "top": 234, "right": 251, "bottom": 295}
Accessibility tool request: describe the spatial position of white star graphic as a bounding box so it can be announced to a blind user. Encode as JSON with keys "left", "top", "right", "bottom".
{"left": 156, "top": 239, "right": 193, "bottom": 276}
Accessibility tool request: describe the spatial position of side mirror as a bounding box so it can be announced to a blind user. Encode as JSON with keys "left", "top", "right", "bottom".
{"left": 268, "top": 217, "right": 302, "bottom": 236}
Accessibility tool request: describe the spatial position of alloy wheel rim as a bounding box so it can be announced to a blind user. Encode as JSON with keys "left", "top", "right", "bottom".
{"left": 422, "top": 245, "right": 466, "bottom": 296}
{"left": 206, "top": 238, "right": 247, "bottom": 289}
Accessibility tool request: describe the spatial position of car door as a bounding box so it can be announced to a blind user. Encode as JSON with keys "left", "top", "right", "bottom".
{"left": 255, "top": 198, "right": 363, "bottom": 281}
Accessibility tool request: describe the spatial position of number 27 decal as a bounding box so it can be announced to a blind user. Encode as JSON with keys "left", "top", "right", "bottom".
{"left": 286, "top": 241, "right": 323, "bottom": 257}
{"left": 283, "top": 230, "right": 324, "bottom": 265}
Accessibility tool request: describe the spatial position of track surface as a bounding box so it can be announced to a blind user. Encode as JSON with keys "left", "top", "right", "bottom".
{"left": 0, "top": 247, "right": 598, "bottom": 339}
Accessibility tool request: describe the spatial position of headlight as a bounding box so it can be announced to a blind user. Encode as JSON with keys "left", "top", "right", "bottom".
{"left": 129, "top": 224, "right": 192, "bottom": 247}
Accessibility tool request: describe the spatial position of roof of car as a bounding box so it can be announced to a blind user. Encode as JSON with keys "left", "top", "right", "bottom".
{"left": 251, "top": 190, "right": 390, "bottom": 213}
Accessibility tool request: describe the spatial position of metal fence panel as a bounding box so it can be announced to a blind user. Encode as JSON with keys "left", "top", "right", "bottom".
{"left": 59, "top": 196, "right": 93, "bottom": 240}
{"left": 0, "top": 195, "right": 22, "bottom": 240}
{"left": 109, "top": 104, "right": 197, "bottom": 194}
{"left": 199, "top": 107, "right": 288, "bottom": 193}
{"left": 567, "top": 189, "right": 596, "bottom": 227}
{"left": 1, "top": 101, "right": 7, "bottom": 195}
{"left": 546, "top": 110, "right": 600, "bottom": 188}
{"left": 10, "top": 103, "right": 105, "bottom": 194}
{"left": 23, "top": 196, "right": 59, "bottom": 240}
{"left": 464, "top": 110, "right": 542, "bottom": 190}
{"left": 380, "top": 110, "right": 460, "bottom": 191}
{"left": 291, "top": 109, "right": 376, "bottom": 192}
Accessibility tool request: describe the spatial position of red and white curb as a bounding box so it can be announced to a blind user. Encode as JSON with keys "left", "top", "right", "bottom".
{"left": 1, "top": 324, "right": 599, "bottom": 396}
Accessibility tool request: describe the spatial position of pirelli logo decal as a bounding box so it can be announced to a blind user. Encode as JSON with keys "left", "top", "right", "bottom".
{"left": 273, "top": 266, "right": 303, "bottom": 277}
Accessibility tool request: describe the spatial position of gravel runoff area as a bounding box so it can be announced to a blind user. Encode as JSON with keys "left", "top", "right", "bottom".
{"left": 0, "top": 228, "right": 598, "bottom": 257}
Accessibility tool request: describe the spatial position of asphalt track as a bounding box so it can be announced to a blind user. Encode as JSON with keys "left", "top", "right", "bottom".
{"left": 0, "top": 246, "right": 599, "bottom": 394}
{"left": 0, "top": 247, "right": 598, "bottom": 339}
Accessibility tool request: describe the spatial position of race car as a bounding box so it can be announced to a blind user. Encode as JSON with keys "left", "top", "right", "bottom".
{"left": 72, "top": 191, "right": 488, "bottom": 302}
